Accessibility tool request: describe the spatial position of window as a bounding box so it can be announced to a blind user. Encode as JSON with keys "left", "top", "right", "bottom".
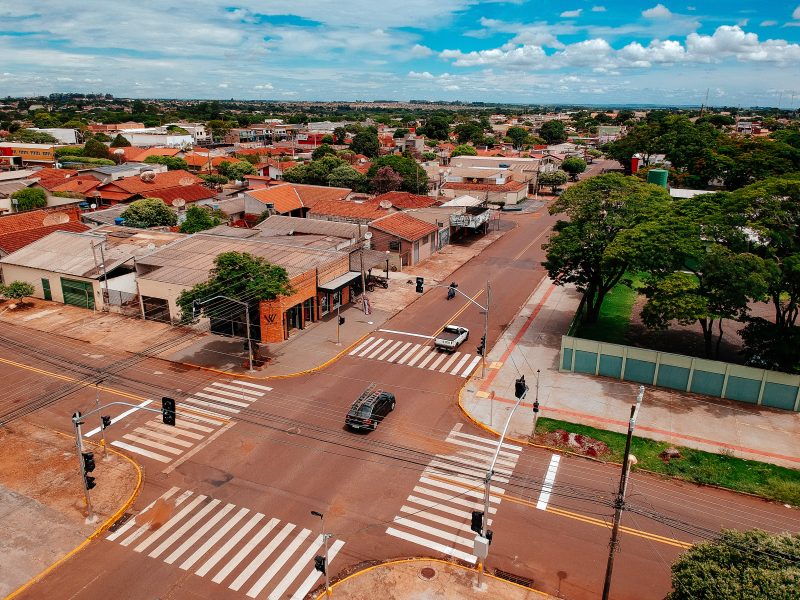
{"left": 320, "top": 293, "right": 330, "bottom": 315}
{"left": 332, "top": 289, "right": 342, "bottom": 309}
{"left": 389, "top": 240, "right": 400, "bottom": 251}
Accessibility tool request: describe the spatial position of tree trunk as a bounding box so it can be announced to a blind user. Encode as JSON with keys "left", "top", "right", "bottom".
{"left": 714, "top": 318, "right": 725, "bottom": 359}
{"left": 583, "top": 291, "right": 604, "bottom": 324}
{"left": 699, "top": 318, "right": 714, "bottom": 358}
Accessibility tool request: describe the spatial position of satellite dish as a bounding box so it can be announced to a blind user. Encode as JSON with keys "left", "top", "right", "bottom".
{"left": 90, "top": 203, "right": 97, "bottom": 209}
{"left": 179, "top": 177, "right": 194, "bottom": 186}
{"left": 364, "top": 232, "right": 373, "bottom": 240}
{"left": 42, "top": 212, "right": 70, "bottom": 226}
{"left": 113, "top": 148, "right": 125, "bottom": 155}
{"left": 379, "top": 200, "right": 392, "bottom": 209}
{"left": 172, "top": 198, "right": 186, "bottom": 208}
{"left": 140, "top": 170, "right": 156, "bottom": 183}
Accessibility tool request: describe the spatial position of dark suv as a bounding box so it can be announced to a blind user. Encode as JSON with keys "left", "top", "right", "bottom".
{"left": 345, "top": 391, "right": 396, "bottom": 431}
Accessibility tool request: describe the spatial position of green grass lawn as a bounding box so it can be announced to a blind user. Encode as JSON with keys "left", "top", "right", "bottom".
{"left": 573, "top": 273, "right": 643, "bottom": 344}
{"left": 536, "top": 417, "right": 800, "bottom": 506}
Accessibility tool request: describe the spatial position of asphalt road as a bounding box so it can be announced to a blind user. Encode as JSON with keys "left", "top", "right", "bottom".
{"left": 2, "top": 193, "right": 799, "bottom": 600}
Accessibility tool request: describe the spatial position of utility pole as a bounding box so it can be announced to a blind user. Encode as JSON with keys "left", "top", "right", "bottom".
{"left": 601, "top": 386, "right": 644, "bottom": 600}
{"left": 72, "top": 411, "right": 97, "bottom": 524}
{"left": 530, "top": 369, "right": 541, "bottom": 439}
{"left": 311, "top": 511, "right": 332, "bottom": 597}
{"left": 481, "top": 280, "right": 490, "bottom": 378}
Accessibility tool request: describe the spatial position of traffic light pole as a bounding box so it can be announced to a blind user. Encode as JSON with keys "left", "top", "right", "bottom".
{"left": 311, "top": 510, "right": 332, "bottom": 597}
{"left": 72, "top": 411, "right": 96, "bottom": 524}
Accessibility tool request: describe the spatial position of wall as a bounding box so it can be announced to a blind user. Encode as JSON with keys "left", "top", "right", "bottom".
{"left": 0, "top": 264, "right": 103, "bottom": 308}
{"left": 135, "top": 277, "right": 189, "bottom": 321}
{"left": 560, "top": 335, "right": 800, "bottom": 412}
{"left": 259, "top": 269, "right": 318, "bottom": 343}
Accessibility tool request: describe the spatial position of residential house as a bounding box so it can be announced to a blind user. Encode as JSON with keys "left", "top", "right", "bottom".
{"left": 439, "top": 166, "right": 529, "bottom": 205}
{"left": 368, "top": 212, "right": 439, "bottom": 267}
{"left": 94, "top": 169, "right": 203, "bottom": 204}
{"left": 29, "top": 128, "right": 84, "bottom": 145}
{"left": 87, "top": 122, "right": 145, "bottom": 134}
{"left": 119, "top": 128, "right": 193, "bottom": 148}
{"left": 244, "top": 183, "right": 351, "bottom": 218}
{"left": 307, "top": 199, "right": 395, "bottom": 225}
{"left": 78, "top": 162, "right": 168, "bottom": 184}
{"left": 371, "top": 191, "right": 439, "bottom": 210}
{"left": 0, "top": 207, "right": 89, "bottom": 257}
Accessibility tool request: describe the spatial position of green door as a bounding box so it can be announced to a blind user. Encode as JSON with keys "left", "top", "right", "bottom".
{"left": 41, "top": 278, "right": 52, "bottom": 301}
{"left": 61, "top": 278, "right": 95, "bottom": 309}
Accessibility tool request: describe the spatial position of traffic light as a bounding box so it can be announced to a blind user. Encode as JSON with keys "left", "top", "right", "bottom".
{"left": 477, "top": 335, "right": 486, "bottom": 356}
{"left": 314, "top": 555, "right": 326, "bottom": 575}
{"left": 339, "top": 316, "right": 345, "bottom": 325}
{"left": 162, "top": 397, "right": 176, "bottom": 426}
{"left": 192, "top": 299, "right": 201, "bottom": 320}
{"left": 486, "top": 529, "right": 494, "bottom": 545}
{"left": 82, "top": 452, "right": 96, "bottom": 490}
{"left": 101, "top": 415, "right": 112, "bottom": 429}
{"left": 415, "top": 277, "right": 424, "bottom": 293}
{"left": 471, "top": 510, "right": 484, "bottom": 534}
{"left": 515, "top": 375, "right": 528, "bottom": 399}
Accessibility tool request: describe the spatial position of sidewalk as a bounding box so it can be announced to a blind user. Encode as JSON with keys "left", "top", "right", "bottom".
{"left": 460, "top": 278, "right": 800, "bottom": 469}
{"left": 316, "top": 558, "right": 556, "bottom": 599}
{"left": 0, "top": 422, "right": 140, "bottom": 598}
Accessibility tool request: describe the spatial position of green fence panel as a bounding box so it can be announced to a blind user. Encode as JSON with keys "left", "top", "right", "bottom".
{"left": 623, "top": 358, "right": 656, "bottom": 385}
{"left": 760, "top": 382, "right": 798, "bottom": 410}
{"left": 598, "top": 355, "right": 623, "bottom": 378}
{"left": 562, "top": 348, "right": 573, "bottom": 371}
{"left": 690, "top": 371, "right": 724, "bottom": 397}
{"left": 656, "top": 364, "right": 690, "bottom": 391}
{"left": 574, "top": 350, "right": 598, "bottom": 374}
{"left": 724, "top": 376, "right": 761, "bottom": 403}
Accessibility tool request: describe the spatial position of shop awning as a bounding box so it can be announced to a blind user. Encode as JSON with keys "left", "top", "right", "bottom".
{"left": 318, "top": 271, "right": 362, "bottom": 291}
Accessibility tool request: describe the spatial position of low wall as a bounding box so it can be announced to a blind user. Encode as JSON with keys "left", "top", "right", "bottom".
{"left": 560, "top": 335, "right": 800, "bottom": 412}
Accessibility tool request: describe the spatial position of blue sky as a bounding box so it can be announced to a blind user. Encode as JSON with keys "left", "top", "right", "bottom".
{"left": 2, "top": 1, "right": 800, "bottom": 106}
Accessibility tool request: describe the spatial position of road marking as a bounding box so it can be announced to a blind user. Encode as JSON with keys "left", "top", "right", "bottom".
{"left": 387, "top": 341, "right": 413, "bottom": 362}
{"left": 392, "top": 516, "right": 474, "bottom": 548}
{"left": 162, "top": 421, "right": 236, "bottom": 475}
{"left": 226, "top": 380, "right": 273, "bottom": 392}
{"left": 149, "top": 422, "right": 205, "bottom": 439}
{"left": 230, "top": 522, "right": 296, "bottom": 591}
{"left": 406, "top": 496, "right": 477, "bottom": 522}
{"left": 194, "top": 391, "right": 250, "bottom": 407}
{"left": 211, "top": 382, "right": 264, "bottom": 396}
{"left": 107, "top": 486, "right": 180, "bottom": 541}
{"left": 200, "top": 387, "right": 258, "bottom": 401}
{"left": 196, "top": 513, "right": 265, "bottom": 577}
{"left": 164, "top": 502, "right": 236, "bottom": 564}
{"left": 131, "top": 427, "right": 194, "bottom": 447}
{"left": 374, "top": 339, "right": 402, "bottom": 360}
{"left": 182, "top": 396, "right": 240, "bottom": 414}
{"left": 427, "top": 353, "right": 448, "bottom": 371}
{"left": 348, "top": 338, "right": 373, "bottom": 355}
{"left": 84, "top": 399, "right": 153, "bottom": 437}
{"left": 419, "top": 477, "right": 502, "bottom": 503}
{"left": 173, "top": 419, "right": 215, "bottom": 433}
{"left": 289, "top": 539, "right": 345, "bottom": 600}
{"left": 439, "top": 351, "right": 461, "bottom": 373}
{"left": 122, "top": 434, "right": 183, "bottom": 455}
{"left": 513, "top": 223, "right": 552, "bottom": 261}
{"left": 445, "top": 436, "right": 520, "bottom": 461}
{"left": 385, "top": 528, "right": 477, "bottom": 564}
{"left": 135, "top": 495, "right": 207, "bottom": 553}
{"left": 536, "top": 454, "right": 561, "bottom": 510}
{"left": 396, "top": 343, "right": 423, "bottom": 365}
{"left": 149, "top": 498, "right": 222, "bottom": 559}
{"left": 356, "top": 337, "right": 384, "bottom": 357}
{"left": 400, "top": 506, "right": 479, "bottom": 531}
{"left": 406, "top": 346, "right": 431, "bottom": 367}
{"left": 430, "top": 289, "right": 484, "bottom": 338}
{"left": 416, "top": 350, "right": 438, "bottom": 369}
{"left": 179, "top": 507, "right": 250, "bottom": 570}
{"left": 111, "top": 440, "right": 171, "bottom": 463}
{"left": 460, "top": 356, "right": 482, "bottom": 377}
{"left": 450, "top": 353, "right": 470, "bottom": 375}
{"left": 212, "top": 518, "right": 280, "bottom": 584}
{"left": 427, "top": 459, "right": 509, "bottom": 483}
{"left": 246, "top": 528, "right": 310, "bottom": 597}
{"left": 423, "top": 471, "right": 506, "bottom": 495}
{"left": 412, "top": 485, "right": 499, "bottom": 513}
{"left": 377, "top": 328, "right": 435, "bottom": 339}
{"left": 448, "top": 430, "right": 523, "bottom": 452}
{"left": 269, "top": 533, "right": 323, "bottom": 600}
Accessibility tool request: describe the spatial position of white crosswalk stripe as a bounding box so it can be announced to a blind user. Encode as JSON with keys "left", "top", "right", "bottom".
{"left": 89, "top": 379, "right": 268, "bottom": 465}
{"left": 348, "top": 334, "right": 482, "bottom": 377}
{"left": 107, "top": 488, "right": 344, "bottom": 600}
{"left": 387, "top": 425, "right": 522, "bottom": 564}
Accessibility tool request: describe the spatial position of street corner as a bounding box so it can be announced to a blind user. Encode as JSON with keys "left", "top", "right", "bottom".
{"left": 0, "top": 422, "right": 141, "bottom": 598}
{"left": 315, "top": 558, "right": 557, "bottom": 600}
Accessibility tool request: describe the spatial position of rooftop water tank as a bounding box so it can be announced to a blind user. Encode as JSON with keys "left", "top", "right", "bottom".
{"left": 647, "top": 169, "right": 668, "bottom": 188}
{"left": 114, "top": 217, "right": 125, "bottom": 225}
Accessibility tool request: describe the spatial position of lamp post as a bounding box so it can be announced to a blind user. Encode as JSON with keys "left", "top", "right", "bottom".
{"left": 357, "top": 230, "right": 373, "bottom": 314}
{"left": 193, "top": 295, "right": 254, "bottom": 372}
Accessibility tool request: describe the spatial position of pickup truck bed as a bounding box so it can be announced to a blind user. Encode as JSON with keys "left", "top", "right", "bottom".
{"left": 434, "top": 325, "right": 469, "bottom": 352}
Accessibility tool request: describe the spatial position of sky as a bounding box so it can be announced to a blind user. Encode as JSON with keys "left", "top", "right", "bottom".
{"left": 2, "top": 1, "right": 800, "bottom": 106}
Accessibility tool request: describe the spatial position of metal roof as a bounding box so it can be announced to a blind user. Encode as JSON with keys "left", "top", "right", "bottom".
{"left": 257, "top": 215, "right": 360, "bottom": 240}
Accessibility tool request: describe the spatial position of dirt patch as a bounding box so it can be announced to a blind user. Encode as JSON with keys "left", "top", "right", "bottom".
{"left": 136, "top": 497, "right": 175, "bottom": 531}
{"left": 536, "top": 429, "right": 611, "bottom": 459}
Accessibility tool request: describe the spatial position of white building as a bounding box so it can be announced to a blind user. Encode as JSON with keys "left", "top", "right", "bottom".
{"left": 29, "top": 128, "right": 83, "bottom": 145}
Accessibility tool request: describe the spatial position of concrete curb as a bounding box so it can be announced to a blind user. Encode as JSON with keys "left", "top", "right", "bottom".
{"left": 313, "top": 557, "right": 554, "bottom": 600}
{"left": 3, "top": 433, "right": 143, "bottom": 600}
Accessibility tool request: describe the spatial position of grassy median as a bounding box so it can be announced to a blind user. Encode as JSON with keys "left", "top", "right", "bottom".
{"left": 535, "top": 417, "right": 800, "bottom": 507}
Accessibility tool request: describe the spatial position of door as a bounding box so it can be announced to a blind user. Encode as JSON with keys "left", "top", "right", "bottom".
{"left": 60, "top": 278, "right": 94, "bottom": 309}
{"left": 413, "top": 241, "right": 420, "bottom": 264}
{"left": 41, "top": 278, "right": 52, "bottom": 301}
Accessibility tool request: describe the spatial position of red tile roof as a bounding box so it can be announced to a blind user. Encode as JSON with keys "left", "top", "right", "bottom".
{"left": 0, "top": 208, "right": 81, "bottom": 236}
{"left": 442, "top": 180, "right": 526, "bottom": 192}
{"left": 99, "top": 170, "right": 203, "bottom": 195}
{"left": 0, "top": 221, "right": 89, "bottom": 254}
{"left": 0, "top": 207, "right": 87, "bottom": 254}
{"left": 247, "top": 184, "right": 351, "bottom": 214}
{"left": 145, "top": 184, "right": 216, "bottom": 205}
{"left": 113, "top": 146, "right": 146, "bottom": 162}
{"left": 183, "top": 153, "right": 241, "bottom": 169}
{"left": 50, "top": 176, "right": 101, "bottom": 195}
{"left": 369, "top": 212, "right": 438, "bottom": 242}
{"left": 308, "top": 199, "right": 394, "bottom": 221}
{"left": 371, "top": 191, "right": 438, "bottom": 210}
{"left": 131, "top": 147, "right": 182, "bottom": 162}
{"left": 27, "top": 167, "right": 79, "bottom": 190}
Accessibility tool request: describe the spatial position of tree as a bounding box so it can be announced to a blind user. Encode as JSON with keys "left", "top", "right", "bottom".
{"left": 179, "top": 204, "right": 222, "bottom": 234}
{"left": 667, "top": 529, "right": 800, "bottom": 600}
{"left": 393, "top": 128, "right": 409, "bottom": 139}
{"left": 539, "top": 120, "right": 567, "bottom": 144}
{"left": 537, "top": 170, "right": 568, "bottom": 191}
{"left": 311, "top": 144, "right": 337, "bottom": 161}
{"left": 451, "top": 144, "right": 477, "bottom": 157}
{"left": 333, "top": 127, "right": 347, "bottom": 144}
{"left": 542, "top": 174, "right": 672, "bottom": 324}
{"left": 2, "top": 281, "right": 35, "bottom": 304}
{"left": 321, "top": 134, "right": 334, "bottom": 144}
{"left": 144, "top": 155, "right": 189, "bottom": 171}
{"left": 350, "top": 130, "right": 380, "bottom": 158}
{"left": 199, "top": 173, "right": 229, "bottom": 185}
{"left": 561, "top": 157, "right": 587, "bottom": 180}
{"left": 370, "top": 166, "right": 404, "bottom": 194}
{"left": 110, "top": 133, "right": 131, "bottom": 147}
{"left": 367, "top": 155, "right": 428, "bottom": 194}
{"left": 217, "top": 160, "right": 256, "bottom": 181}
{"left": 327, "top": 165, "right": 367, "bottom": 191}
{"left": 176, "top": 252, "right": 293, "bottom": 324}
{"left": 7, "top": 128, "right": 59, "bottom": 144}
{"left": 11, "top": 187, "right": 47, "bottom": 211}
{"left": 120, "top": 197, "right": 177, "bottom": 228}
{"left": 506, "top": 126, "right": 530, "bottom": 149}
{"left": 418, "top": 115, "right": 450, "bottom": 140}
{"left": 454, "top": 121, "right": 485, "bottom": 145}
{"left": 283, "top": 156, "right": 347, "bottom": 186}
{"left": 83, "top": 138, "right": 111, "bottom": 159}
{"left": 207, "top": 119, "right": 235, "bottom": 141}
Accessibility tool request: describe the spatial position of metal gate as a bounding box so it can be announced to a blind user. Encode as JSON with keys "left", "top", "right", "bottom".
{"left": 60, "top": 278, "right": 94, "bottom": 309}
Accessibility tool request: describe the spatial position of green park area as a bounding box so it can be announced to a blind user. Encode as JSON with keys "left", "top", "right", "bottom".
{"left": 572, "top": 274, "right": 643, "bottom": 345}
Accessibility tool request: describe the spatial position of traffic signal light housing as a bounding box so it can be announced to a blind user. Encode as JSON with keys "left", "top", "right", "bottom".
{"left": 314, "top": 555, "right": 326, "bottom": 574}
{"left": 101, "top": 415, "right": 112, "bottom": 429}
{"left": 471, "top": 510, "right": 484, "bottom": 534}
{"left": 515, "top": 375, "right": 528, "bottom": 399}
{"left": 82, "top": 451, "right": 96, "bottom": 490}
{"left": 162, "top": 397, "right": 176, "bottom": 426}
{"left": 415, "top": 277, "right": 424, "bottom": 293}
{"left": 477, "top": 335, "right": 486, "bottom": 356}
{"left": 339, "top": 316, "right": 345, "bottom": 325}
{"left": 192, "top": 299, "right": 201, "bottom": 320}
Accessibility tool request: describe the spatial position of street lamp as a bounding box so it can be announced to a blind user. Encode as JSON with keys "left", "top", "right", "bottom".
{"left": 311, "top": 510, "right": 332, "bottom": 597}
{"left": 358, "top": 231, "right": 373, "bottom": 315}
{"left": 193, "top": 295, "right": 254, "bottom": 372}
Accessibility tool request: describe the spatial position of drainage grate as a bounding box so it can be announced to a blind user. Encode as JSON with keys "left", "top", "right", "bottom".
{"left": 493, "top": 569, "right": 535, "bottom": 589}
{"left": 108, "top": 512, "right": 132, "bottom": 533}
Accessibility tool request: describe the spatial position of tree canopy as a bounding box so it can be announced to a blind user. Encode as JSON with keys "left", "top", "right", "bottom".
{"left": 217, "top": 160, "right": 256, "bottom": 181}
{"left": 506, "top": 126, "right": 530, "bottom": 149}
{"left": 83, "top": 138, "right": 111, "bottom": 159}
{"left": 367, "top": 155, "right": 428, "bottom": 194}
{"left": 179, "top": 204, "right": 223, "bottom": 234}
{"left": 418, "top": 116, "right": 450, "bottom": 140}
{"left": 110, "top": 133, "right": 131, "bottom": 147}
{"left": 144, "top": 155, "right": 189, "bottom": 171}
{"left": 539, "top": 120, "right": 567, "bottom": 144}
{"left": 561, "top": 157, "right": 587, "bottom": 180}
{"left": 370, "top": 166, "right": 403, "bottom": 194}
{"left": 451, "top": 144, "right": 477, "bottom": 157}
{"left": 311, "top": 143, "right": 338, "bottom": 161}
{"left": 11, "top": 187, "right": 47, "bottom": 211}
{"left": 120, "top": 197, "right": 177, "bottom": 228}
{"left": 537, "top": 170, "right": 568, "bottom": 191}
{"left": 349, "top": 130, "right": 380, "bottom": 158}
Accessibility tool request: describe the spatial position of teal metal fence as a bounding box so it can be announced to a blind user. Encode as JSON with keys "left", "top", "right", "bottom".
{"left": 560, "top": 335, "right": 800, "bottom": 412}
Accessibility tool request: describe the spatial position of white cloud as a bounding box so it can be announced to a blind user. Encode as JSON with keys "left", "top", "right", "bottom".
{"left": 560, "top": 9, "right": 582, "bottom": 18}
{"left": 218, "top": 83, "right": 228, "bottom": 88}
{"left": 409, "top": 44, "right": 434, "bottom": 58}
{"left": 408, "top": 70, "right": 435, "bottom": 79}
{"left": 642, "top": 4, "right": 673, "bottom": 19}
{"left": 761, "top": 20, "right": 777, "bottom": 26}
{"left": 794, "top": 6, "right": 800, "bottom": 20}
{"left": 253, "top": 83, "right": 273, "bottom": 90}
{"left": 443, "top": 84, "right": 460, "bottom": 91}
{"left": 591, "top": 6, "right": 607, "bottom": 12}
{"left": 440, "top": 44, "right": 547, "bottom": 67}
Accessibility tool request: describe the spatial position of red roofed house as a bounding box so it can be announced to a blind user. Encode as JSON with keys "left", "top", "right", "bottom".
{"left": 183, "top": 153, "right": 242, "bottom": 173}
{"left": 0, "top": 207, "right": 89, "bottom": 257}
{"left": 95, "top": 170, "right": 203, "bottom": 204}
{"left": 145, "top": 184, "right": 216, "bottom": 206}
{"left": 370, "top": 191, "right": 438, "bottom": 210}
{"left": 440, "top": 179, "right": 527, "bottom": 204}
{"left": 27, "top": 167, "right": 79, "bottom": 191}
{"left": 307, "top": 199, "right": 395, "bottom": 225}
{"left": 244, "top": 183, "right": 351, "bottom": 218}
{"left": 130, "top": 147, "right": 182, "bottom": 162}
{"left": 368, "top": 212, "right": 439, "bottom": 266}
{"left": 49, "top": 175, "right": 101, "bottom": 197}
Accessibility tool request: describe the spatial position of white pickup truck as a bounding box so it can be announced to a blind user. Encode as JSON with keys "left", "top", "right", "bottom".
{"left": 434, "top": 325, "right": 469, "bottom": 352}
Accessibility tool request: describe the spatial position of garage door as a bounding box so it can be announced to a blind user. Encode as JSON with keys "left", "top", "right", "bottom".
{"left": 61, "top": 278, "right": 95, "bottom": 310}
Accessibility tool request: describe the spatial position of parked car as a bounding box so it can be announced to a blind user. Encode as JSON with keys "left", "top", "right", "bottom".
{"left": 345, "top": 384, "right": 396, "bottom": 431}
{"left": 434, "top": 324, "right": 469, "bottom": 352}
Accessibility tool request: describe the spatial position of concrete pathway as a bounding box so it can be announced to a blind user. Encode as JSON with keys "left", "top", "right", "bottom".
{"left": 460, "top": 278, "right": 800, "bottom": 469}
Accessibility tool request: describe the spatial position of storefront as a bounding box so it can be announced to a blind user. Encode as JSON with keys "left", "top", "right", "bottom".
{"left": 317, "top": 271, "right": 361, "bottom": 317}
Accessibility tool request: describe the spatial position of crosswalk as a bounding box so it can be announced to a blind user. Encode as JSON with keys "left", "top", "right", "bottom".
{"left": 348, "top": 336, "right": 481, "bottom": 378}
{"left": 386, "top": 426, "right": 522, "bottom": 563}
{"left": 86, "top": 379, "right": 272, "bottom": 465}
{"left": 108, "top": 487, "right": 343, "bottom": 599}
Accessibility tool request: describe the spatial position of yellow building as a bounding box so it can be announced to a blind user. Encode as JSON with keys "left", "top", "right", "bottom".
{"left": 0, "top": 143, "right": 56, "bottom": 165}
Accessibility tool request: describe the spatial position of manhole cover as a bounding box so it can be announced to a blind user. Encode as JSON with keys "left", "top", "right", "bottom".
{"left": 419, "top": 567, "right": 437, "bottom": 581}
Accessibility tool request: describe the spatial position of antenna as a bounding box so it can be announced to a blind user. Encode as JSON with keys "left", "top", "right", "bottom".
{"left": 172, "top": 198, "right": 186, "bottom": 209}
{"left": 42, "top": 212, "right": 70, "bottom": 226}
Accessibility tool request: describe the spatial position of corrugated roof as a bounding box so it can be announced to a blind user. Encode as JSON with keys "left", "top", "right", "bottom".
{"left": 308, "top": 199, "right": 394, "bottom": 221}
{"left": 0, "top": 221, "right": 90, "bottom": 254}
{"left": 97, "top": 170, "right": 202, "bottom": 195}
{"left": 246, "top": 184, "right": 352, "bottom": 214}
{"left": 257, "top": 215, "right": 360, "bottom": 239}
{"left": 147, "top": 184, "right": 215, "bottom": 205}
